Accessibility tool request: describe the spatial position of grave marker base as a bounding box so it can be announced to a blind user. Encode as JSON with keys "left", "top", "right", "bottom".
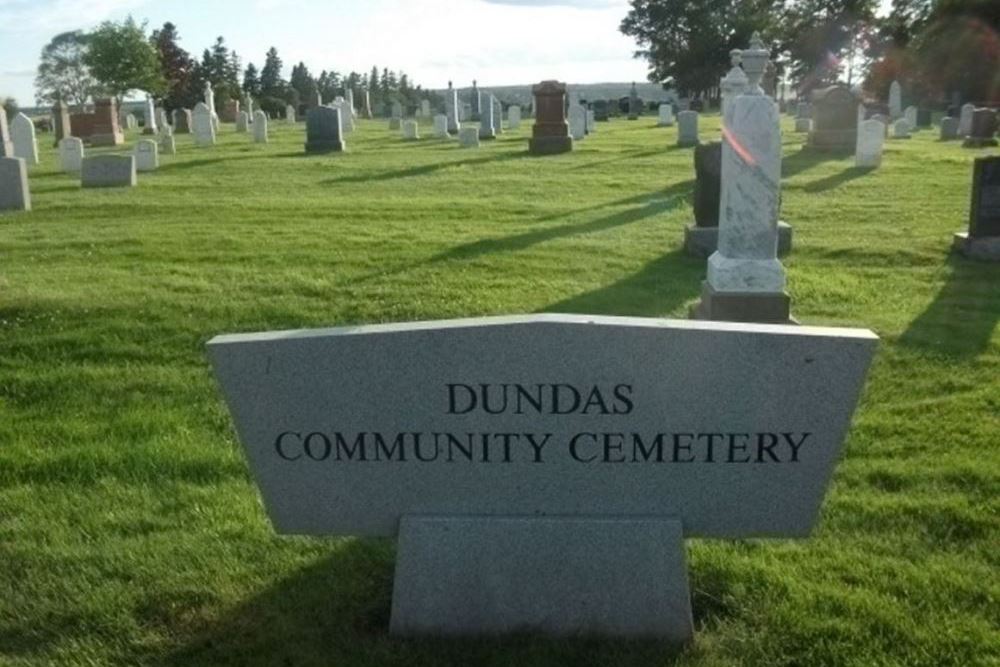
{"left": 953, "top": 232, "right": 1000, "bottom": 262}
{"left": 690, "top": 281, "right": 796, "bottom": 325}
{"left": 390, "top": 515, "right": 694, "bottom": 641}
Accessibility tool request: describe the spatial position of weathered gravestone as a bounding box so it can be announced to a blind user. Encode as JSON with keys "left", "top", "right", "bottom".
{"left": 0, "top": 156, "right": 30, "bottom": 212}
{"left": 125, "top": 113, "right": 138, "bottom": 131}
{"left": 470, "top": 80, "right": 481, "bottom": 120}
{"left": 193, "top": 103, "right": 216, "bottom": 146}
{"left": 891, "top": 118, "right": 911, "bottom": 139}
{"left": 59, "top": 137, "right": 84, "bottom": 173}
{"left": 962, "top": 109, "right": 998, "bottom": 148}
{"left": 677, "top": 111, "right": 699, "bottom": 147}
{"left": 143, "top": 96, "right": 157, "bottom": 135}
{"left": 446, "top": 84, "right": 461, "bottom": 135}
{"left": 953, "top": 155, "right": 1000, "bottom": 261}
{"left": 592, "top": 99, "right": 610, "bottom": 121}
{"left": 903, "top": 106, "right": 918, "bottom": 130}
{"left": 568, "top": 104, "right": 586, "bottom": 140}
{"left": 587, "top": 109, "right": 596, "bottom": 133}
{"left": 958, "top": 103, "right": 974, "bottom": 137}
{"left": 208, "top": 312, "right": 878, "bottom": 640}
{"left": 156, "top": 108, "right": 170, "bottom": 132}
{"left": 421, "top": 100, "right": 431, "bottom": 118}
{"left": 888, "top": 80, "right": 902, "bottom": 119}
{"left": 528, "top": 80, "right": 572, "bottom": 155}
{"left": 479, "top": 95, "right": 497, "bottom": 140}
{"left": 433, "top": 115, "right": 449, "bottom": 139}
{"left": 11, "top": 113, "right": 39, "bottom": 165}
{"left": 253, "top": 110, "right": 268, "bottom": 144}
{"left": 807, "top": 84, "right": 858, "bottom": 152}
{"left": 389, "top": 102, "right": 403, "bottom": 130}
{"left": 305, "top": 106, "right": 345, "bottom": 153}
{"left": 286, "top": 105, "right": 297, "bottom": 123}
{"left": 52, "top": 101, "right": 71, "bottom": 147}
{"left": 159, "top": 130, "right": 176, "bottom": 156}
{"left": 855, "top": 119, "right": 885, "bottom": 168}
{"left": 173, "top": 109, "right": 192, "bottom": 134}
{"left": 81, "top": 154, "right": 136, "bottom": 188}
{"left": 235, "top": 111, "right": 250, "bottom": 133}
{"left": 627, "top": 82, "right": 640, "bottom": 120}
{"left": 0, "top": 107, "right": 13, "bottom": 157}
{"left": 493, "top": 97, "right": 503, "bottom": 135}
{"left": 346, "top": 89, "right": 357, "bottom": 119}
{"left": 134, "top": 139, "right": 158, "bottom": 172}
{"left": 940, "top": 117, "right": 959, "bottom": 140}
{"left": 402, "top": 120, "right": 420, "bottom": 140}
{"left": 720, "top": 49, "right": 748, "bottom": 122}
{"left": 458, "top": 126, "right": 480, "bottom": 148}
{"left": 685, "top": 142, "right": 792, "bottom": 258}
{"left": 658, "top": 104, "right": 675, "bottom": 127}
{"left": 508, "top": 105, "right": 521, "bottom": 130}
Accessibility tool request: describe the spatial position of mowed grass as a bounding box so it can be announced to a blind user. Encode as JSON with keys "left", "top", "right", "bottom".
{"left": 1, "top": 112, "right": 998, "bottom": 666}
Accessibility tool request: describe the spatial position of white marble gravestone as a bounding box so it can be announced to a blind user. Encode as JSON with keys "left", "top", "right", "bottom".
{"left": 59, "top": 137, "right": 84, "bottom": 173}
{"left": 0, "top": 156, "right": 30, "bottom": 211}
{"left": 253, "top": 110, "right": 268, "bottom": 143}
{"left": 156, "top": 108, "right": 170, "bottom": 132}
{"left": 508, "top": 105, "right": 521, "bottom": 130}
{"left": 458, "top": 126, "right": 480, "bottom": 148}
{"left": 658, "top": 104, "right": 675, "bottom": 127}
{"left": 568, "top": 104, "right": 586, "bottom": 140}
{"left": 11, "top": 113, "right": 38, "bottom": 165}
{"left": 402, "top": 120, "right": 420, "bottom": 140}
{"left": 143, "top": 96, "right": 157, "bottom": 135}
{"left": 891, "top": 118, "right": 911, "bottom": 139}
{"left": 208, "top": 313, "right": 878, "bottom": 639}
{"left": 677, "top": 111, "right": 699, "bottom": 147}
{"left": 286, "top": 105, "right": 296, "bottom": 123}
{"left": 125, "top": 113, "right": 138, "bottom": 130}
{"left": 479, "top": 97, "right": 497, "bottom": 140}
{"left": 903, "top": 106, "right": 917, "bottom": 130}
{"left": 940, "top": 116, "right": 959, "bottom": 140}
{"left": 855, "top": 119, "right": 885, "bottom": 168}
{"left": 81, "top": 155, "right": 136, "bottom": 188}
{"left": 421, "top": 100, "right": 431, "bottom": 118}
{"left": 159, "top": 133, "right": 176, "bottom": 155}
{"left": 193, "top": 103, "right": 216, "bottom": 146}
{"left": 446, "top": 87, "right": 461, "bottom": 134}
{"left": 346, "top": 88, "right": 357, "bottom": 119}
{"left": 235, "top": 111, "right": 249, "bottom": 133}
{"left": 433, "top": 114, "right": 449, "bottom": 139}
{"left": 889, "top": 80, "right": 902, "bottom": 118}
{"left": 958, "top": 104, "right": 974, "bottom": 137}
{"left": 134, "top": 139, "right": 159, "bottom": 172}
{"left": 0, "top": 107, "right": 13, "bottom": 157}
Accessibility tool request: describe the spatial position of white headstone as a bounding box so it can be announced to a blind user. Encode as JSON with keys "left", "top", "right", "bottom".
{"left": 286, "top": 105, "right": 296, "bottom": 123}
{"left": 134, "top": 139, "right": 159, "bottom": 172}
{"left": 0, "top": 107, "right": 13, "bottom": 157}
{"left": 81, "top": 155, "right": 136, "bottom": 188}
{"left": 707, "top": 33, "right": 784, "bottom": 295}
{"left": 126, "top": 113, "right": 138, "bottom": 130}
{"left": 888, "top": 80, "right": 902, "bottom": 118}
{"left": 508, "top": 105, "right": 521, "bottom": 130}
{"left": 193, "top": 102, "right": 216, "bottom": 146}
{"left": 568, "top": 104, "right": 586, "bottom": 140}
{"left": 402, "top": 120, "right": 420, "bottom": 140}
{"left": 11, "top": 113, "right": 38, "bottom": 165}
{"left": 338, "top": 101, "right": 355, "bottom": 132}
{"left": 421, "top": 100, "right": 431, "bottom": 118}
{"left": 658, "top": 104, "right": 674, "bottom": 127}
{"left": 144, "top": 96, "right": 157, "bottom": 135}
{"left": 59, "top": 137, "right": 84, "bottom": 173}
{"left": 235, "top": 111, "right": 249, "bottom": 133}
{"left": 855, "top": 119, "right": 885, "bottom": 168}
{"left": 204, "top": 82, "right": 216, "bottom": 115}
{"left": 459, "top": 126, "right": 480, "bottom": 148}
{"left": 720, "top": 49, "right": 749, "bottom": 123}
{"left": 156, "top": 108, "right": 170, "bottom": 132}
{"left": 346, "top": 88, "right": 356, "bottom": 119}
{"left": 677, "top": 111, "right": 699, "bottom": 147}
{"left": 958, "top": 104, "right": 974, "bottom": 137}
{"left": 446, "top": 87, "right": 461, "bottom": 134}
{"left": 903, "top": 106, "right": 917, "bottom": 130}
{"left": 433, "top": 114, "right": 449, "bottom": 139}
{"left": 159, "top": 133, "right": 176, "bottom": 155}
{"left": 587, "top": 109, "right": 596, "bottom": 132}
{"left": 479, "top": 96, "right": 497, "bottom": 139}
{"left": 0, "top": 156, "right": 30, "bottom": 211}
{"left": 891, "top": 118, "right": 910, "bottom": 139}
{"left": 253, "top": 110, "right": 268, "bottom": 143}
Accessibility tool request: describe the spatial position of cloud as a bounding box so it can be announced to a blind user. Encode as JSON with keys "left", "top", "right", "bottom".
{"left": 480, "top": 0, "right": 625, "bottom": 8}
{"left": 0, "top": 0, "right": 144, "bottom": 33}
{"left": 1, "top": 69, "right": 36, "bottom": 77}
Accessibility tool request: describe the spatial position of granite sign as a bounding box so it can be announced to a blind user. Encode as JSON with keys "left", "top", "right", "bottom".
{"left": 209, "top": 314, "right": 877, "bottom": 639}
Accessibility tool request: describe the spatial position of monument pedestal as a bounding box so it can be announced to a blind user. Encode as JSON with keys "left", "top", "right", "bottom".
{"left": 685, "top": 221, "right": 793, "bottom": 258}
{"left": 390, "top": 515, "right": 693, "bottom": 641}
{"left": 529, "top": 135, "right": 572, "bottom": 155}
{"left": 953, "top": 232, "right": 1000, "bottom": 262}
{"left": 690, "top": 281, "right": 796, "bottom": 325}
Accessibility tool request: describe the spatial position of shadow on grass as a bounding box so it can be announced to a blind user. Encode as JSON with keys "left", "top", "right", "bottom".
{"left": 319, "top": 151, "right": 524, "bottom": 184}
{"left": 568, "top": 146, "right": 685, "bottom": 171}
{"left": 781, "top": 147, "right": 845, "bottom": 179}
{"left": 161, "top": 539, "right": 680, "bottom": 667}
{"left": 796, "top": 166, "right": 874, "bottom": 193}
{"left": 157, "top": 154, "right": 265, "bottom": 172}
{"left": 543, "top": 249, "right": 703, "bottom": 318}
{"left": 899, "top": 254, "right": 1000, "bottom": 357}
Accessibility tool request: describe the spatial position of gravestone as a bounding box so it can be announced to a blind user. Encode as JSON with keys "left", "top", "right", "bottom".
{"left": 462, "top": 103, "right": 472, "bottom": 122}
{"left": 222, "top": 99, "right": 240, "bottom": 123}
{"left": 568, "top": 104, "right": 586, "bottom": 141}
{"left": 52, "top": 101, "right": 71, "bottom": 147}
{"left": 208, "top": 312, "right": 877, "bottom": 640}
{"left": 305, "top": 106, "right": 345, "bottom": 153}
{"left": 346, "top": 89, "right": 357, "bottom": 119}
{"left": 903, "top": 106, "right": 917, "bottom": 130}
{"left": 508, "top": 105, "right": 521, "bottom": 130}
{"left": 891, "top": 119, "right": 911, "bottom": 139}
{"left": 676, "top": 111, "right": 699, "bottom": 147}
{"left": 433, "top": 114, "right": 449, "bottom": 139}
{"left": 627, "top": 82, "right": 640, "bottom": 120}
{"left": 402, "top": 120, "right": 420, "bottom": 140}
{"left": 962, "top": 109, "right": 999, "bottom": 148}
{"left": 59, "top": 136, "right": 84, "bottom": 173}
{"left": 244, "top": 95, "right": 254, "bottom": 118}
{"left": 479, "top": 95, "right": 497, "bottom": 140}
{"left": 0, "top": 156, "right": 30, "bottom": 211}
{"left": 81, "top": 154, "right": 136, "bottom": 188}
{"left": 11, "top": 113, "right": 39, "bottom": 165}
{"left": 421, "top": 100, "right": 431, "bottom": 118}
{"left": 493, "top": 97, "right": 503, "bottom": 135}
{"left": 807, "top": 84, "right": 858, "bottom": 152}
{"left": 173, "top": 109, "right": 192, "bottom": 134}
{"left": 940, "top": 117, "right": 959, "bottom": 140}
{"left": 692, "top": 33, "right": 791, "bottom": 324}
{"left": 446, "top": 84, "right": 461, "bottom": 135}
{"left": 143, "top": 96, "right": 157, "bottom": 135}
{"left": 870, "top": 114, "right": 890, "bottom": 134}
{"left": 193, "top": 103, "right": 216, "bottom": 146}
{"left": 159, "top": 132, "right": 176, "bottom": 155}
{"left": 720, "top": 49, "right": 748, "bottom": 122}
{"left": 235, "top": 111, "right": 249, "bottom": 133}
{"left": 459, "top": 126, "right": 480, "bottom": 148}
{"left": 470, "top": 80, "right": 481, "bottom": 120}
{"left": 156, "top": 108, "right": 170, "bottom": 131}
{"left": 125, "top": 113, "right": 138, "bottom": 131}
{"left": 953, "top": 156, "right": 1000, "bottom": 261}
{"left": 528, "top": 80, "right": 572, "bottom": 155}
{"left": 286, "top": 105, "right": 297, "bottom": 123}
{"left": 958, "top": 103, "right": 974, "bottom": 137}
{"left": 796, "top": 101, "right": 809, "bottom": 119}
{"left": 389, "top": 102, "right": 403, "bottom": 131}
{"left": 888, "top": 80, "right": 902, "bottom": 118}
{"left": 685, "top": 141, "right": 792, "bottom": 258}
{"left": 338, "top": 100, "right": 355, "bottom": 132}
{"left": 134, "top": 139, "right": 159, "bottom": 172}
{"left": 253, "top": 110, "right": 268, "bottom": 144}
{"left": 0, "top": 107, "right": 13, "bottom": 157}
{"left": 362, "top": 89, "right": 373, "bottom": 119}
{"left": 658, "top": 104, "right": 674, "bottom": 127}
{"left": 593, "top": 99, "right": 609, "bottom": 122}
{"left": 855, "top": 119, "right": 885, "bottom": 168}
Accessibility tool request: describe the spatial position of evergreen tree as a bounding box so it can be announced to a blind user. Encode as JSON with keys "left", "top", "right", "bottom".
{"left": 290, "top": 61, "right": 315, "bottom": 99}
{"left": 242, "top": 63, "right": 261, "bottom": 97}
{"left": 259, "top": 46, "right": 284, "bottom": 97}
{"left": 150, "top": 22, "right": 194, "bottom": 110}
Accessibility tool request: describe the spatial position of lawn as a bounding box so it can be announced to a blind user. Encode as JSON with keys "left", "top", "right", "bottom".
{"left": 1, "top": 112, "right": 998, "bottom": 666}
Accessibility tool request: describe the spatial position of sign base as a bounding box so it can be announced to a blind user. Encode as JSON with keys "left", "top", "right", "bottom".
{"left": 389, "top": 515, "right": 693, "bottom": 641}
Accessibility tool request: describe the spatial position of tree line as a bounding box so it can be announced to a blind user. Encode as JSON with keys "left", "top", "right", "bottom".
{"left": 32, "top": 17, "right": 440, "bottom": 116}
{"left": 620, "top": 0, "right": 999, "bottom": 105}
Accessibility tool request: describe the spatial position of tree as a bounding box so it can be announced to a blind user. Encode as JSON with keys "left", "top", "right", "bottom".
{"left": 151, "top": 22, "right": 195, "bottom": 110}
{"left": 290, "top": 62, "right": 315, "bottom": 100}
{"left": 35, "top": 31, "right": 97, "bottom": 107}
{"left": 259, "top": 47, "right": 284, "bottom": 97}
{"left": 780, "top": 0, "right": 878, "bottom": 94}
{"left": 242, "top": 63, "right": 261, "bottom": 98}
{"left": 84, "top": 16, "right": 164, "bottom": 102}
{"left": 621, "top": 0, "right": 785, "bottom": 96}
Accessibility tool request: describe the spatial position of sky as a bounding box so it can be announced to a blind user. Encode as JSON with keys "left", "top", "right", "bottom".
{"left": 0, "top": 0, "right": 651, "bottom": 104}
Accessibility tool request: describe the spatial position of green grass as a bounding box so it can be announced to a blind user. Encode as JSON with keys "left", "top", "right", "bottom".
{"left": 1, "top": 114, "right": 998, "bottom": 666}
